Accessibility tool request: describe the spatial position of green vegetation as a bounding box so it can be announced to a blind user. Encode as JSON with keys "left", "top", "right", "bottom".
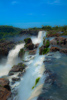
{"left": 32, "top": 77, "right": 40, "bottom": 89}
{"left": 24, "top": 38, "right": 31, "bottom": 44}
{"left": 19, "top": 49, "right": 25, "bottom": 58}
{"left": 43, "top": 37, "right": 45, "bottom": 44}
{"left": 41, "top": 48, "right": 50, "bottom": 55}
{"left": 60, "top": 31, "right": 67, "bottom": 35}
{"left": 57, "top": 41, "right": 59, "bottom": 44}
{"left": 45, "top": 40, "right": 50, "bottom": 47}
{"left": 0, "top": 25, "right": 22, "bottom": 39}
{"left": 0, "top": 25, "right": 67, "bottom": 40}
{"left": 22, "top": 63, "right": 25, "bottom": 67}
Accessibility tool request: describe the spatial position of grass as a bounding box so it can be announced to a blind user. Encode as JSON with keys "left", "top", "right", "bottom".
{"left": 32, "top": 77, "right": 40, "bottom": 89}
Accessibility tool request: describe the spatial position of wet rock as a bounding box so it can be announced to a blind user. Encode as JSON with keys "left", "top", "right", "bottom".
{"left": 39, "top": 46, "right": 50, "bottom": 55}
{"left": 0, "top": 78, "right": 11, "bottom": 91}
{"left": 25, "top": 43, "right": 34, "bottom": 50}
{"left": 18, "top": 48, "right": 25, "bottom": 58}
{"left": 60, "top": 49, "right": 67, "bottom": 54}
{"left": 50, "top": 46, "right": 60, "bottom": 52}
{"left": 0, "top": 87, "right": 11, "bottom": 100}
{"left": 8, "top": 63, "right": 26, "bottom": 76}
{"left": 29, "top": 49, "right": 36, "bottom": 55}
{"left": 0, "top": 78, "right": 11, "bottom": 100}
{"left": 0, "top": 40, "right": 15, "bottom": 58}
{"left": 47, "top": 33, "right": 59, "bottom": 37}
{"left": 50, "top": 39, "right": 57, "bottom": 45}
{"left": 18, "top": 71, "right": 25, "bottom": 77}
{"left": 12, "top": 77, "right": 20, "bottom": 81}
{"left": 44, "top": 69, "right": 61, "bottom": 88}
{"left": 24, "top": 38, "right": 34, "bottom": 50}
{"left": 50, "top": 37, "right": 67, "bottom": 47}
{"left": 34, "top": 43, "right": 39, "bottom": 48}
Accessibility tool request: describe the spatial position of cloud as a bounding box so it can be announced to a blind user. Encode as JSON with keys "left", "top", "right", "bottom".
{"left": 11, "top": 1, "right": 18, "bottom": 5}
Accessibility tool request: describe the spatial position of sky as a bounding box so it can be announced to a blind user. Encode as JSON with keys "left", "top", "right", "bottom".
{"left": 0, "top": 0, "right": 67, "bottom": 28}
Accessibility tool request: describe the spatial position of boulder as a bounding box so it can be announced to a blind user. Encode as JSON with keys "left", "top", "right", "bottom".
{"left": 34, "top": 43, "right": 39, "bottom": 48}
{"left": 29, "top": 49, "right": 37, "bottom": 55}
{"left": 24, "top": 38, "right": 34, "bottom": 50}
{"left": 50, "top": 37, "right": 67, "bottom": 47}
{"left": 25, "top": 43, "right": 34, "bottom": 50}
{"left": 0, "top": 78, "right": 10, "bottom": 90}
{"left": 50, "top": 39, "right": 57, "bottom": 45}
{"left": 18, "top": 48, "right": 25, "bottom": 58}
{"left": 50, "top": 47, "right": 60, "bottom": 52}
{"left": 60, "top": 49, "right": 67, "bottom": 54}
{"left": 24, "top": 38, "right": 32, "bottom": 44}
{"left": 12, "top": 78, "right": 20, "bottom": 81}
{"left": 0, "top": 87, "right": 11, "bottom": 100}
{"left": 0, "top": 78, "right": 11, "bottom": 100}
{"left": 8, "top": 63, "right": 26, "bottom": 76}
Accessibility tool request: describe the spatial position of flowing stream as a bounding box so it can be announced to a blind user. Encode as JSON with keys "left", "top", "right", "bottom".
{"left": 18, "top": 31, "right": 47, "bottom": 100}
{"left": 0, "top": 31, "right": 67, "bottom": 100}
{"left": 0, "top": 31, "right": 47, "bottom": 100}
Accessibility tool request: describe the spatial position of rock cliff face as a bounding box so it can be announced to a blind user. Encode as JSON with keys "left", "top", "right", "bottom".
{"left": 0, "top": 78, "right": 11, "bottom": 100}
{"left": 50, "top": 37, "right": 67, "bottom": 54}
{"left": 50, "top": 37, "right": 67, "bottom": 48}
{"left": 0, "top": 40, "right": 15, "bottom": 58}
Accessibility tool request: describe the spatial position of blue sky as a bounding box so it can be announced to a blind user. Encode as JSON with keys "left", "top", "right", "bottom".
{"left": 0, "top": 0, "right": 67, "bottom": 28}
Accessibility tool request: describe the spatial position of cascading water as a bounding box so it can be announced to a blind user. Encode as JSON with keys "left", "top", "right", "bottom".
{"left": 18, "top": 31, "right": 47, "bottom": 100}
{"left": 0, "top": 43, "right": 25, "bottom": 77}
{"left": 6, "top": 43, "right": 25, "bottom": 66}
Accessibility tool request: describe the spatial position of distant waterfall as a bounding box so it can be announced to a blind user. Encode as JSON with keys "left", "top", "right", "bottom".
{"left": 32, "top": 31, "right": 46, "bottom": 45}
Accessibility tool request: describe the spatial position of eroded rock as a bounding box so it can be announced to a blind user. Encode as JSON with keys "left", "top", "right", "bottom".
{"left": 0, "top": 78, "right": 11, "bottom": 100}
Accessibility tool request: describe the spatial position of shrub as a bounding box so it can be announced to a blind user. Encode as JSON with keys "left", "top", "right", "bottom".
{"left": 24, "top": 38, "right": 32, "bottom": 44}
{"left": 42, "top": 48, "right": 50, "bottom": 54}
{"left": 45, "top": 40, "right": 50, "bottom": 47}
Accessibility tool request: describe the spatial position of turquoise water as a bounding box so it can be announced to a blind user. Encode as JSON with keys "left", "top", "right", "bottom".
{"left": 38, "top": 52, "right": 67, "bottom": 100}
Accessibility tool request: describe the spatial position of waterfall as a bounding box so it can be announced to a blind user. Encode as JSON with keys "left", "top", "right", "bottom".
{"left": 32, "top": 31, "right": 45, "bottom": 44}
{"left": 0, "top": 43, "right": 25, "bottom": 77}
{"left": 6, "top": 43, "right": 25, "bottom": 66}
{"left": 18, "top": 31, "right": 46, "bottom": 100}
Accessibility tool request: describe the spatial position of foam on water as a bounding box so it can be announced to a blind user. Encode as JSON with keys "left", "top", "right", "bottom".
{"left": 18, "top": 31, "right": 46, "bottom": 100}
{"left": 0, "top": 43, "right": 25, "bottom": 77}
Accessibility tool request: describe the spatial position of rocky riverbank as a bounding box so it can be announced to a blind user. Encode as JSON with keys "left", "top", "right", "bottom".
{"left": 0, "top": 31, "right": 67, "bottom": 100}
